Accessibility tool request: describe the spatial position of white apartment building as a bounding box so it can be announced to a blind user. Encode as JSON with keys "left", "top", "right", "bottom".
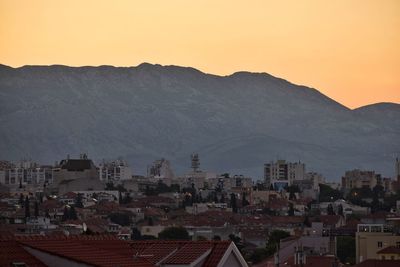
{"left": 1, "top": 160, "right": 53, "bottom": 187}
{"left": 264, "top": 160, "right": 305, "bottom": 191}
{"left": 98, "top": 159, "right": 132, "bottom": 184}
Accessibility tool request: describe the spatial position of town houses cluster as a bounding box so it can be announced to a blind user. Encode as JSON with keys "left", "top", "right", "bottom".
{"left": 0, "top": 154, "right": 400, "bottom": 267}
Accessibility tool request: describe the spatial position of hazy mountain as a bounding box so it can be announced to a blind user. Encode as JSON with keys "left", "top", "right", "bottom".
{"left": 0, "top": 63, "right": 399, "bottom": 180}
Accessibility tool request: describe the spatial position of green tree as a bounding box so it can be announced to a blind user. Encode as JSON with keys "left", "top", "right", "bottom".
{"left": 229, "top": 234, "right": 244, "bottom": 251}
{"left": 337, "top": 236, "right": 355, "bottom": 265}
{"left": 19, "top": 193, "right": 24, "bottom": 207}
{"left": 242, "top": 192, "right": 250, "bottom": 207}
{"left": 327, "top": 204, "right": 335, "bottom": 215}
{"left": 303, "top": 215, "right": 311, "bottom": 227}
{"left": 230, "top": 193, "right": 238, "bottom": 213}
{"left": 34, "top": 201, "right": 39, "bottom": 217}
{"left": 288, "top": 203, "right": 295, "bottom": 216}
{"left": 265, "top": 230, "right": 290, "bottom": 256}
{"left": 213, "top": 235, "right": 221, "bottom": 241}
{"left": 75, "top": 193, "right": 84, "bottom": 208}
{"left": 248, "top": 248, "right": 269, "bottom": 264}
{"left": 159, "top": 227, "right": 190, "bottom": 240}
{"left": 108, "top": 212, "right": 131, "bottom": 226}
{"left": 24, "top": 196, "right": 30, "bottom": 218}
{"left": 69, "top": 206, "right": 78, "bottom": 220}
{"left": 337, "top": 204, "right": 344, "bottom": 216}
{"left": 319, "top": 184, "right": 342, "bottom": 202}
{"left": 131, "top": 227, "right": 142, "bottom": 240}
{"left": 62, "top": 206, "right": 69, "bottom": 221}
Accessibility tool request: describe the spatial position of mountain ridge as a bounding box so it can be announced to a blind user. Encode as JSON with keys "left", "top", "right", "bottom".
{"left": 0, "top": 63, "right": 398, "bottom": 179}
{"left": 1, "top": 63, "right": 397, "bottom": 110}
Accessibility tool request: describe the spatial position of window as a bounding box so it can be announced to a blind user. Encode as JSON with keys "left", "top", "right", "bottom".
{"left": 378, "top": 241, "right": 383, "bottom": 248}
{"left": 396, "top": 241, "right": 400, "bottom": 248}
{"left": 382, "top": 256, "right": 385, "bottom": 260}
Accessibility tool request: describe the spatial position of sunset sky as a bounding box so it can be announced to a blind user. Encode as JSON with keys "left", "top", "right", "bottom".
{"left": 0, "top": 0, "right": 399, "bottom": 108}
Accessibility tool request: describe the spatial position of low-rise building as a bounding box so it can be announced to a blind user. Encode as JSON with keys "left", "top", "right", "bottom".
{"left": 355, "top": 223, "right": 400, "bottom": 263}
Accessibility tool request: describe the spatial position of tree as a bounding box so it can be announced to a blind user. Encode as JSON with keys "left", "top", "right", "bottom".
{"left": 337, "top": 204, "right": 344, "bottom": 216}
{"left": 242, "top": 192, "right": 250, "bottom": 207}
{"left": 286, "top": 185, "right": 300, "bottom": 200}
{"left": 248, "top": 248, "right": 270, "bottom": 264}
{"left": 131, "top": 227, "right": 142, "bottom": 240}
{"left": 75, "top": 193, "right": 84, "bottom": 208}
{"left": 24, "top": 196, "right": 30, "bottom": 218}
{"left": 303, "top": 215, "right": 311, "bottom": 227}
{"left": 327, "top": 204, "right": 335, "bottom": 215}
{"left": 221, "top": 173, "right": 230, "bottom": 178}
{"left": 69, "top": 206, "right": 78, "bottom": 220}
{"left": 118, "top": 191, "right": 123, "bottom": 204}
{"left": 212, "top": 235, "right": 221, "bottom": 241}
{"left": 34, "top": 201, "right": 39, "bottom": 217}
{"left": 373, "top": 184, "right": 384, "bottom": 198}
{"left": 122, "top": 193, "right": 132, "bottom": 204}
{"left": 229, "top": 234, "right": 244, "bottom": 251}
{"left": 230, "top": 193, "right": 238, "bottom": 213}
{"left": 105, "top": 182, "right": 116, "bottom": 190}
{"left": 319, "top": 184, "right": 342, "bottom": 202}
{"left": 337, "top": 236, "right": 355, "bottom": 265}
{"left": 288, "top": 203, "right": 295, "bottom": 216}
{"left": 170, "top": 184, "right": 180, "bottom": 193}
{"left": 108, "top": 212, "right": 131, "bottom": 226}
{"left": 158, "top": 227, "right": 190, "bottom": 240}
{"left": 269, "top": 184, "right": 274, "bottom": 191}
{"left": 220, "top": 194, "right": 225, "bottom": 203}
{"left": 19, "top": 194, "right": 24, "bottom": 207}
{"left": 265, "top": 230, "right": 290, "bottom": 257}
{"left": 62, "top": 206, "right": 69, "bottom": 221}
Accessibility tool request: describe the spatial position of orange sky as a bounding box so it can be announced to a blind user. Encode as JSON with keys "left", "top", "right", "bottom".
{"left": 0, "top": 0, "right": 399, "bottom": 108}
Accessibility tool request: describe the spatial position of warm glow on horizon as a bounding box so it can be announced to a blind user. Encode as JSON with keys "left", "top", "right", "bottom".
{"left": 0, "top": 0, "right": 399, "bottom": 108}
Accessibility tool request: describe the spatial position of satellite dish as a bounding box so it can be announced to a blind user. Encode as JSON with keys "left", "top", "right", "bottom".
{"left": 82, "top": 222, "right": 87, "bottom": 232}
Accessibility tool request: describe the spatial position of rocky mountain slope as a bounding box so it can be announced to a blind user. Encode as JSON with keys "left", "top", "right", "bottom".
{"left": 0, "top": 63, "right": 398, "bottom": 179}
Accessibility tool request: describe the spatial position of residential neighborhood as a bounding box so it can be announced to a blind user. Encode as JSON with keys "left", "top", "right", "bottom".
{"left": 1, "top": 155, "right": 400, "bottom": 266}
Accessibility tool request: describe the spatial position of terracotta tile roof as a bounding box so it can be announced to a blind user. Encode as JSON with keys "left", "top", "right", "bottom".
{"left": 0, "top": 240, "right": 47, "bottom": 267}
{"left": 19, "top": 236, "right": 154, "bottom": 267}
{"left": 162, "top": 242, "right": 212, "bottom": 264}
{"left": 1, "top": 236, "right": 240, "bottom": 267}
{"left": 354, "top": 259, "right": 400, "bottom": 267}
{"left": 377, "top": 246, "right": 400, "bottom": 254}
{"left": 313, "top": 215, "right": 341, "bottom": 226}
{"left": 203, "top": 241, "right": 232, "bottom": 267}
{"left": 129, "top": 240, "right": 234, "bottom": 266}
{"left": 270, "top": 216, "right": 304, "bottom": 225}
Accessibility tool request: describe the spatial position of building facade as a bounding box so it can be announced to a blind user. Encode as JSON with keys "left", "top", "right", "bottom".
{"left": 264, "top": 160, "right": 305, "bottom": 190}
{"left": 99, "top": 159, "right": 132, "bottom": 184}
{"left": 355, "top": 224, "right": 400, "bottom": 263}
{"left": 341, "top": 169, "right": 379, "bottom": 193}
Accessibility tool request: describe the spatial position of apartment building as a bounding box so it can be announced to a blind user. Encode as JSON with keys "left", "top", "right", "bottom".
{"left": 264, "top": 160, "right": 305, "bottom": 191}
{"left": 355, "top": 224, "right": 400, "bottom": 263}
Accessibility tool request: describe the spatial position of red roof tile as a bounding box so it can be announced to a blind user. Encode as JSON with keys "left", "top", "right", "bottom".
{"left": 0, "top": 240, "right": 47, "bottom": 267}
{"left": 162, "top": 242, "right": 212, "bottom": 264}
{"left": 129, "top": 240, "right": 234, "bottom": 266}
{"left": 354, "top": 259, "right": 400, "bottom": 267}
{"left": 377, "top": 246, "right": 400, "bottom": 254}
